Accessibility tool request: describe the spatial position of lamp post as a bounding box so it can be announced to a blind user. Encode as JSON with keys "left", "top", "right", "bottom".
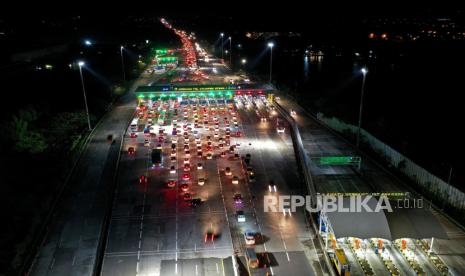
{"left": 78, "top": 61, "right": 92, "bottom": 131}
{"left": 268, "top": 42, "right": 274, "bottom": 84}
{"left": 120, "top": 46, "right": 126, "bottom": 81}
{"left": 356, "top": 68, "right": 368, "bottom": 148}
{"left": 220, "top": 33, "right": 224, "bottom": 60}
{"left": 229, "top": 36, "right": 232, "bottom": 66}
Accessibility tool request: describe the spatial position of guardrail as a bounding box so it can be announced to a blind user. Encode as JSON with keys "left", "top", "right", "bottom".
{"left": 273, "top": 100, "right": 336, "bottom": 276}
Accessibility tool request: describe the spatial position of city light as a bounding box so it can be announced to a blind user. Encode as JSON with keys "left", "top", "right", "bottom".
{"left": 78, "top": 61, "right": 85, "bottom": 67}
{"left": 268, "top": 42, "right": 274, "bottom": 48}
{"left": 84, "top": 40, "right": 92, "bottom": 46}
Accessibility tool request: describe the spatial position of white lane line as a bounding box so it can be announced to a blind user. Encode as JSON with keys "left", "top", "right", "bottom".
{"left": 138, "top": 240, "right": 142, "bottom": 249}
{"left": 175, "top": 262, "right": 178, "bottom": 274}
{"left": 194, "top": 243, "right": 197, "bottom": 252}
{"left": 49, "top": 258, "right": 55, "bottom": 270}
{"left": 270, "top": 266, "right": 275, "bottom": 275}
{"left": 286, "top": 251, "right": 291, "bottom": 262}
{"left": 216, "top": 263, "right": 219, "bottom": 273}
{"left": 195, "top": 264, "right": 198, "bottom": 275}
{"left": 136, "top": 261, "right": 140, "bottom": 274}
{"left": 157, "top": 242, "right": 160, "bottom": 252}
{"left": 72, "top": 255, "right": 76, "bottom": 266}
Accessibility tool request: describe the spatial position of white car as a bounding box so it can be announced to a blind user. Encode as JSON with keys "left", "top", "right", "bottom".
{"left": 277, "top": 127, "right": 285, "bottom": 133}
{"left": 244, "top": 231, "right": 255, "bottom": 245}
{"left": 198, "top": 178, "right": 205, "bottom": 186}
{"left": 232, "top": 176, "right": 239, "bottom": 185}
{"left": 197, "top": 163, "right": 203, "bottom": 170}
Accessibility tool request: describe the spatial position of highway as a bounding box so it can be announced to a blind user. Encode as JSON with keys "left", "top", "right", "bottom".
{"left": 100, "top": 85, "right": 321, "bottom": 275}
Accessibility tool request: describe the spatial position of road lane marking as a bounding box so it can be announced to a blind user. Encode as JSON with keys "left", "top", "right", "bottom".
{"left": 195, "top": 264, "right": 198, "bottom": 275}
{"left": 72, "top": 255, "right": 76, "bottom": 266}
{"left": 286, "top": 251, "right": 291, "bottom": 262}
{"left": 270, "top": 266, "right": 275, "bottom": 275}
{"left": 216, "top": 262, "right": 219, "bottom": 274}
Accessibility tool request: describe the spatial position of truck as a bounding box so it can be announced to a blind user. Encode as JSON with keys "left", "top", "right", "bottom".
{"left": 151, "top": 149, "right": 163, "bottom": 168}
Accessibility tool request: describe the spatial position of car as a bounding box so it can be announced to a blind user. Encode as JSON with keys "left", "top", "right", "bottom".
{"left": 182, "top": 173, "right": 190, "bottom": 181}
{"left": 204, "top": 230, "right": 215, "bottom": 243}
{"left": 170, "top": 166, "right": 176, "bottom": 174}
{"left": 171, "top": 143, "right": 177, "bottom": 150}
{"left": 183, "top": 164, "right": 191, "bottom": 171}
{"left": 244, "top": 231, "right": 255, "bottom": 245}
{"left": 197, "top": 152, "right": 203, "bottom": 158}
{"left": 183, "top": 158, "right": 190, "bottom": 165}
{"left": 237, "top": 210, "right": 246, "bottom": 222}
{"left": 214, "top": 133, "right": 219, "bottom": 138}
{"left": 156, "top": 144, "right": 162, "bottom": 150}
{"left": 277, "top": 126, "right": 285, "bottom": 133}
{"left": 180, "top": 183, "right": 189, "bottom": 192}
{"left": 130, "top": 132, "right": 137, "bottom": 138}
{"left": 232, "top": 176, "right": 239, "bottom": 185}
{"left": 220, "top": 151, "right": 226, "bottom": 158}
{"left": 197, "top": 163, "right": 203, "bottom": 170}
{"left": 171, "top": 150, "right": 177, "bottom": 157}
{"left": 248, "top": 173, "right": 256, "bottom": 183}
{"left": 128, "top": 147, "right": 135, "bottom": 155}
{"left": 170, "top": 156, "right": 177, "bottom": 163}
{"left": 236, "top": 131, "right": 242, "bottom": 137}
{"left": 190, "top": 198, "right": 202, "bottom": 207}
{"left": 144, "top": 139, "right": 151, "bottom": 147}
{"left": 184, "top": 150, "right": 191, "bottom": 158}
{"left": 225, "top": 167, "right": 232, "bottom": 176}
{"left": 167, "top": 180, "right": 176, "bottom": 188}
{"left": 184, "top": 144, "right": 190, "bottom": 150}
{"left": 198, "top": 178, "right": 205, "bottom": 186}
{"left": 158, "top": 136, "right": 164, "bottom": 143}
{"left": 245, "top": 166, "right": 253, "bottom": 174}
{"left": 268, "top": 181, "right": 277, "bottom": 192}
{"left": 234, "top": 193, "right": 243, "bottom": 203}
{"left": 139, "top": 175, "right": 148, "bottom": 184}
{"left": 290, "top": 109, "right": 297, "bottom": 116}
{"left": 183, "top": 192, "right": 192, "bottom": 201}
{"left": 206, "top": 153, "right": 213, "bottom": 159}
{"left": 233, "top": 153, "right": 240, "bottom": 160}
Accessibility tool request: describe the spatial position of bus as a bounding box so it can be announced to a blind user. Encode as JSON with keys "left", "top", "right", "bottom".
{"left": 151, "top": 149, "right": 163, "bottom": 168}
{"left": 245, "top": 248, "right": 259, "bottom": 269}
{"left": 130, "top": 118, "right": 139, "bottom": 131}
{"left": 332, "top": 248, "right": 350, "bottom": 276}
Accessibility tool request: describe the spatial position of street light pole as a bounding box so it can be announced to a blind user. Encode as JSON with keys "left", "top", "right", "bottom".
{"left": 229, "top": 36, "right": 232, "bottom": 66}
{"left": 120, "top": 46, "right": 126, "bottom": 82}
{"left": 356, "top": 68, "right": 368, "bottom": 148}
{"left": 220, "top": 33, "right": 224, "bottom": 61}
{"left": 268, "top": 42, "right": 274, "bottom": 84}
{"left": 78, "top": 61, "right": 92, "bottom": 131}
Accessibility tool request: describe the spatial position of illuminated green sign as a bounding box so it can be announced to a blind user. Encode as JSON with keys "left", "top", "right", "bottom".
{"left": 155, "top": 49, "right": 168, "bottom": 55}
{"left": 318, "top": 156, "right": 361, "bottom": 165}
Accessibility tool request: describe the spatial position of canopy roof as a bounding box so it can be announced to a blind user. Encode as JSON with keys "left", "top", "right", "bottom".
{"left": 325, "top": 196, "right": 448, "bottom": 240}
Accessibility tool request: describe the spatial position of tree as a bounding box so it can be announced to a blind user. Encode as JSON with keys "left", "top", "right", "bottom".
{"left": 5, "top": 107, "right": 48, "bottom": 154}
